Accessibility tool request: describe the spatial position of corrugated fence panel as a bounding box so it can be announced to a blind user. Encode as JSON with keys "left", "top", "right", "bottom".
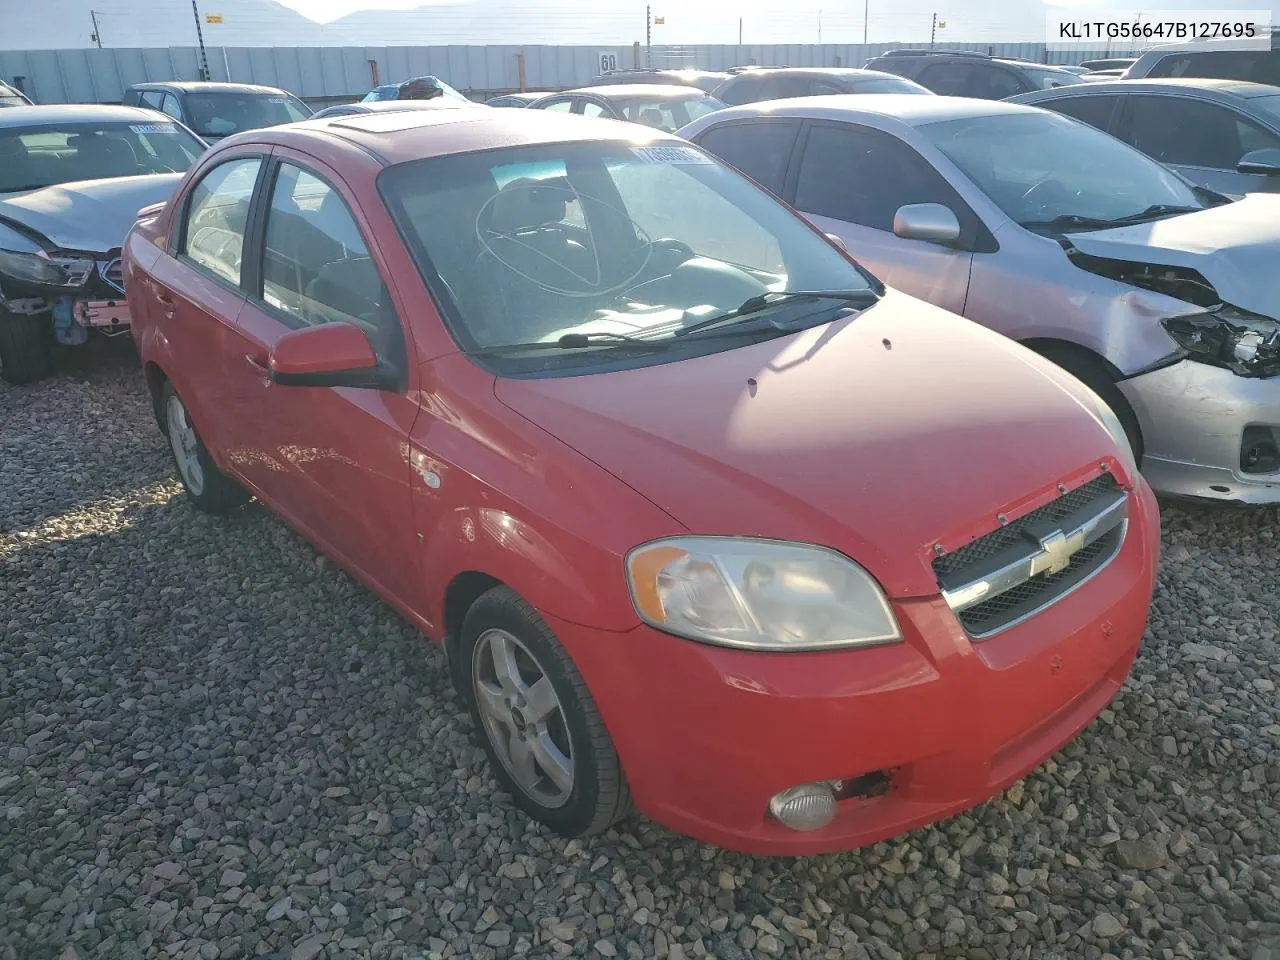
{"left": 1, "top": 42, "right": 1159, "bottom": 103}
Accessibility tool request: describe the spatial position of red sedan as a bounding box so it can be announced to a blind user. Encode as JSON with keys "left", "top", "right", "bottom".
{"left": 123, "top": 109, "right": 1159, "bottom": 855}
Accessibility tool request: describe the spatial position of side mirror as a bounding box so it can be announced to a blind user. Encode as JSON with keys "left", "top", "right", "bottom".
{"left": 269, "top": 322, "right": 390, "bottom": 389}
{"left": 824, "top": 232, "right": 848, "bottom": 253}
{"left": 1237, "top": 147, "right": 1280, "bottom": 175}
{"left": 892, "top": 203, "right": 962, "bottom": 245}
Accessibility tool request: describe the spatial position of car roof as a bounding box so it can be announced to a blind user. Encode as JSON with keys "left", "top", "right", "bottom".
{"left": 0, "top": 103, "right": 172, "bottom": 127}
{"left": 315, "top": 99, "right": 475, "bottom": 116}
{"left": 1017, "top": 76, "right": 1280, "bottom": 99}
{"left": 869, "top": 50, "right": 1076, "bottom": 71}
{"left": 260, "top": 107, "right": 680, "bottom": 166}
{"left": 693, "top": 93, "right": 1036, "bottom": 127}
{"left": 560, "top": 84, "right": 713, "bottom": 98}
{"left": 723, "top": 66, "right": 912, "bottom": 80}
{"left": 128, "top": 81, "right": 295, "bottom": 96}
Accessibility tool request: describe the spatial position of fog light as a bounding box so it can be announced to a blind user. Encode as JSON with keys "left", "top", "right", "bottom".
{"left": 768, "top": 782, "right": 838, "bottom": 831}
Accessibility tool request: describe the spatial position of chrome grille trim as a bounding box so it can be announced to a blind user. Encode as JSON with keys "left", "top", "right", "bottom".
{"left": 934, "top": 474, "right": 1128, "bottom": 639}
{"left": 99, "top": 257, "right": 124, "bottom": 295}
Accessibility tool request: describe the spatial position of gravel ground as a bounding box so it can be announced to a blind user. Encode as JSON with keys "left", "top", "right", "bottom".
{"left": 2, "top": 340, "right": 1278, "bottom": 960}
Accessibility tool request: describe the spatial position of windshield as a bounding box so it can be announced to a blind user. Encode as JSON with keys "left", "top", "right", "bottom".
{"left": 610, "top": 96, "right": 725, "bottom": 132}
{"left": 1021, "top": 66, "right": 1085, "bottom": 89}
{"left": 379, "top": 139, "right": 872, "bottom": 371}
{"left": 367, "top": 77, "right": 469, "bottom": 103}
{"left": 0, "top": 121, "right": 206, "bottom": 193}
{"left": 184, "top": 92, "right": 311, "bottom": 137}
{"left": 924, "top": 111, "right": 1205, "bottom": 229}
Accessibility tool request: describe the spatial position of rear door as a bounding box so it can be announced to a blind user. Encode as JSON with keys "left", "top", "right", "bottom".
{"left": 149, "top": 150, "right": 267, "bottom": 456}
{"left": 1115, "top": 93, "right": 1280, "bottom": 195}
{"left": 786, "top": 120, "right": 978, "bottom": 314}
{"left": 229, "top": 149, "right": 424, "bottom": 608}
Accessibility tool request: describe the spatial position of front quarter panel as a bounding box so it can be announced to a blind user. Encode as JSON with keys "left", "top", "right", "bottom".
{"left": 411, "top": 353, "right": 686, "bottom": 637}
{"left": 967, "top": 221, "right": 1196, "bottom": 374}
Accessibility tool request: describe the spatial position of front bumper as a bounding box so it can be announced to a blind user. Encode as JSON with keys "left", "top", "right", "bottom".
{"left": 550, "top": 479, "right": 1160, "bottom": 856}
{"left": 1121, "top": 359, "right": 1280, "bottom": 504}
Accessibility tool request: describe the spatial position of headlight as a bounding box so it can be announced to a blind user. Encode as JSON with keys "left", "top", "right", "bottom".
{"left": 1162, "top": 307, "right": 1280, "bottom": 379}
{"left": 626, "top": 537, "right": 901, "bottom": 651}
{"left": 0, "top": 248, "right": 93, "bottom": 288}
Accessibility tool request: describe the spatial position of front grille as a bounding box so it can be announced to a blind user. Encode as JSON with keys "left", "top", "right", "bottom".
{"left": 954, "top": 523, "right": 1124, "bottom": 636}
{"left": 99, "top": 258, "right": 124, "bottom": 295}
{"left": 933, "top": 473, "right": 1127, "bottom": 638}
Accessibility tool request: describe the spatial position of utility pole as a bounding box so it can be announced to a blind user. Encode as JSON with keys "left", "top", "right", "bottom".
{"left": 89, "top": 10, "right": 103, "bottom": 48}
{"left": 645, "top": 5, "right": 652, "bottom": 68}
{"left": 191, "top": 0, "right": 211, "bottom": 80}
{"left": 818, "top": 9, "right": 822, "bottom": 44}
{"left": 930, "top": 11, "right": 937, "bottom": 48}
{"left": 738, "top": 16, "right": 742, "bottom": 46}
{"left": 863, "top": 0, "right": 869, "bottom": 44}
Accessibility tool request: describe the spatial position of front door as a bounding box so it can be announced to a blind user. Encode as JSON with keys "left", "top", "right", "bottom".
{"left": 228, "top": 151, "right": 424, "bottom": 609}
{"left": 789, "top": 121, "right": 975, "bottom": 315}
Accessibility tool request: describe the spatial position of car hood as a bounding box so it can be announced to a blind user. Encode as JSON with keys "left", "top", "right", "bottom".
{"left": 1068, "top": 194, "right": 1280, "bottom": 317}
{"left": 494, "top": 291, "right": 1123, "bottom": 599}
{"left": 0, "top": 173, "right": 184, "bottom": 253}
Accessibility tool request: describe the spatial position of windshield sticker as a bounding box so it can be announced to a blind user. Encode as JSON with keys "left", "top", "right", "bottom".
{"left": 630, "top": 145, "right": 714, "bottom": 165}
{"left": 267, "top": 97, "right": 291, "bottom": 104}
{"left": 129, "top": 123, "right": 176, "bottom": 134}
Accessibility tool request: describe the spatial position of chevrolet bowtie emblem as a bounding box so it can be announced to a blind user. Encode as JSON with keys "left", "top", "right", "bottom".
{"left": 1028, "top": 528, "right": 1085, "bottom": 577}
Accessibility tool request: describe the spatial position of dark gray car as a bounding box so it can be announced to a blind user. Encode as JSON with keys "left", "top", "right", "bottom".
{"left": 1010, "top": 78, "right": 1280, "bottom": 197}
{"left": 865, "top": 50, "right": 1085, "bottom": 99}
{"left": 122, "top": 81, "right": 312, "bottom": 143}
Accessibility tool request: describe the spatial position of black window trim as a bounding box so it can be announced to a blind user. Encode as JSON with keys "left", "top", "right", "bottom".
{"left": 173, "top": 152, "right": 272, "bottom": 298}
{"left": 788, "top": 118, "right": 1000, "bottom": 254}
{"left": 244, "top": 154, "right": 409, "bottom": 390}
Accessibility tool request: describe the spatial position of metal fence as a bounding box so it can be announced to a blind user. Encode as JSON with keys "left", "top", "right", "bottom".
{"left": 0, "top": 42, "right": 1144, "bottom": 105}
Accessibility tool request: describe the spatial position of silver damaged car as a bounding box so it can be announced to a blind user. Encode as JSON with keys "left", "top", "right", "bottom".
{"left": 681, "top": 95, "right": 1280, "bottom": 504}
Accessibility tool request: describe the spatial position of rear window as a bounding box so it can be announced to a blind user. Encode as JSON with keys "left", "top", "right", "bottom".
{"left": 0, "top": 121, "right": 206, "bottom": 193}
{"left": 611, "top": 95, "right": 725, "bottom": 132}
{"left": 848, "top": 76, "right": 932, "bottom": 94}
{"left": 184, "top": 92, "right": 311, "bottom": 137}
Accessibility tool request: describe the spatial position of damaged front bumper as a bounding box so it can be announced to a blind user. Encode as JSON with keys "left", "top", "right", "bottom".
{"left": 1, "top": 256, "right": 131, "bottom": 345}
{"left": 1120, "top": 358, "right": 1280, "bottom": 504}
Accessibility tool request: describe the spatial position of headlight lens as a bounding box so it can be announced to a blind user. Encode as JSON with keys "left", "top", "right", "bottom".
{"left": 0, "top": 248, "right": 93, "bottom": 288}
{"left": 1162, "top": 307, "right": 1280, "bottom": 378}
{"left": 626, "top": 537, "right": 901, "bottom": 651}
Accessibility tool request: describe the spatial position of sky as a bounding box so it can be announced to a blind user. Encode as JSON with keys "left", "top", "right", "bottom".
{"left": 5, "top": 0, "right": 1278, "bottom": 49}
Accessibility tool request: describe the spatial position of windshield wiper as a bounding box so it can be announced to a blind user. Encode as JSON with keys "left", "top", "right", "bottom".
{"left": 674, "top": 290, "right": 880, "bottom": 338}
{"left": 1104, "top": 204, "right": 1204, "bottom": 225}
{"left": 1021, "top": 205, "right": 1205, "bottom": 232}
{"left": 466, "top": 331, "right": 672, "bottom": 357}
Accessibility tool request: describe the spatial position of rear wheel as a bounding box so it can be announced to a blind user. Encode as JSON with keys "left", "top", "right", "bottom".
{"left": 461, "top": 586, "right": 633, "bottom": 837}
{"left": 160, "top": 380, "right": 250, "bottom": 514}
{"left": 0, "top": 307, "right": 53, "bottom": 385}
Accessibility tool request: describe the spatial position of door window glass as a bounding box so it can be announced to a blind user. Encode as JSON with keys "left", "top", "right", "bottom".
{"left": 582, "top": 100, "right": 608, "bottom": 118}
{"left": 538, "top": 99, "right": 573, "bottom": 113}
{"left": 793, "top": 123, "right": 959, "bottom": 231}
{"left": 160, "top": 93, "right": 184, "bottom": 121}
{"left": 1041, "top": 94, "right": 1120, "bottom": 133}
{"left": 694, "top": 120, "right": 799, "bottom": 194}
{"left": 260, "top": 163, "right": 401, "bottom": 358}
{"left": 182, "top": 157, "right": 261, "bottom": 285}
{"left": 139, "top": 90, "right": 164, "bottom": 110}
{"left": 1127, "top": 95, "right": 1280, "bottom": 168}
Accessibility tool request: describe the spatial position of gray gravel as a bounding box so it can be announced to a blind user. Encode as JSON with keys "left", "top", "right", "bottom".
{"left": 2, "top": 340, "right": 1278, "bottom": 960}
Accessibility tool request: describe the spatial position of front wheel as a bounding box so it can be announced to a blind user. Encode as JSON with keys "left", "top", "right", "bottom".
{"left": 160, "top": 380, "right": 249, "bottom": 514}
{"left": 0, "top": 308, "right": 53, "bottom": 385}
{"left": 461, "top": 586, "right": 633, "bottom": 837}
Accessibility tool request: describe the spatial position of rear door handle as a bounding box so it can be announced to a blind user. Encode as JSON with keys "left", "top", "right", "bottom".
{"left": 245, "top": 353, "right": 270, "bottom": 373}
{"left": 154, "top": 287, "right": 175, "bottom": 318}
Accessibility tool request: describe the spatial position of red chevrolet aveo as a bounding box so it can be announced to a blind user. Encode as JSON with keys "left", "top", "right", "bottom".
{"left": 123, "top": 109, "right": 1159, "bottom": 855}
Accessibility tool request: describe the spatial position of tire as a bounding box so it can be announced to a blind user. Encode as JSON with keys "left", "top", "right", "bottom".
{"left": 460, "top": 586, "right": 633, "bottom": 837}
{"left": 0, "top": 308, "right": 53, "bottom": 385}
{"left": 1034, "top": 343, "right": 1144, "bottom": 465}
{"left": 159, "top": 380, "right": 250, "bottom": 514}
